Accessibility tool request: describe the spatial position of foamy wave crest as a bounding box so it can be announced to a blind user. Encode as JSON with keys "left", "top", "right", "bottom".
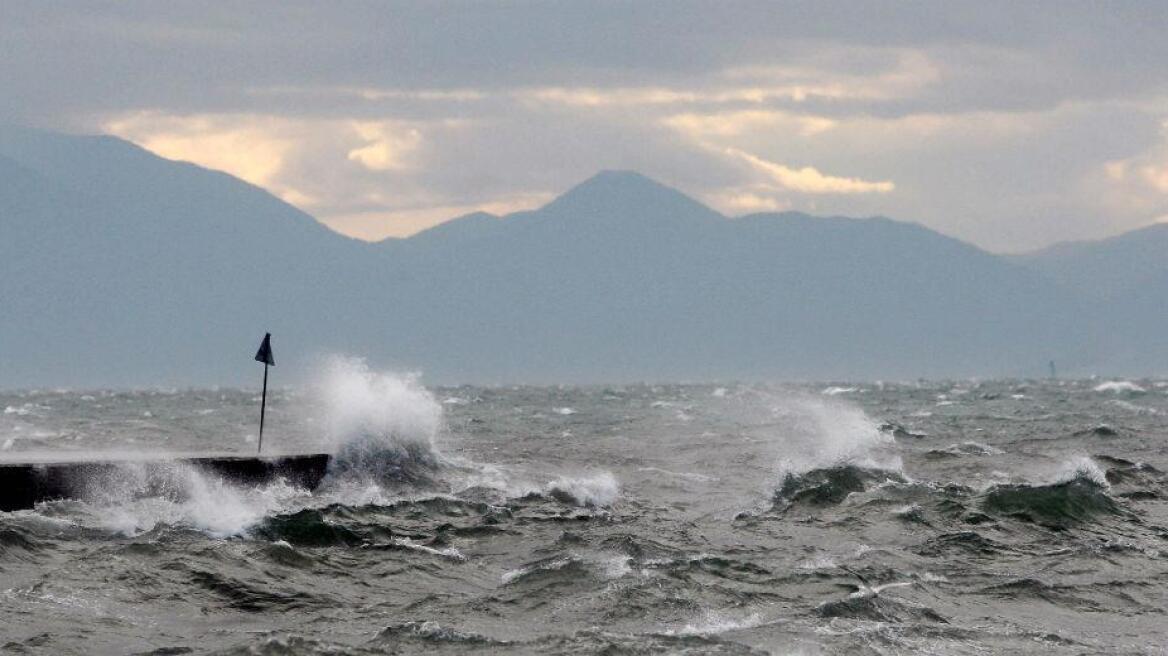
{"left": 765, "top": 395, "right": 902, "bottom": 480}
{"left": 317, "top": 356, "right": 445, "bottom": 484}
{"left": 544, "top": 472, "right": 620, "bottom": 507}
{"left": 667, "top": 610, "right": 766, "bottom": 636}
{"left": 1051, "top": 456, "right": 1109, "bottom": 487}
{"left": 1094, "top": 381, "right": 1146, "bottom": 394}
{"left": 981, "top": 456, "right": 1120, "bottom": 529}
{"left": 75, "top": 462, "right": 307, "bottom": 538}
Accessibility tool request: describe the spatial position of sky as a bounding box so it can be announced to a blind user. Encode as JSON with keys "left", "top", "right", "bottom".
{"left": 4, "top": 2, "right": 1168, "bottom": 253}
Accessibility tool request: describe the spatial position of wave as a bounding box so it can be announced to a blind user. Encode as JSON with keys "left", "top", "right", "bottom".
{"left": 1093, "top": 381, "right": 1146, "bottom": 394}
{"left": 878, "top": 421, "right": 928, "bottom": 440}
{"left": 38, "top": 461, "right": 311, "bottom": 538}
{"left": 252, "top": 508, "right": 369, "bottom": 547}
{"left": 543, "top": 472, "right": 619, "bottom": 508}
{"left": 371, "top": 622, "right": 758, "bottom": 655}
{"left": 184, "top": 566, "right": 332, "bottom": 613}
{"left": 924, "top": 442, "right": 1003, "bottom": 459}
{"left": 0, "top": 525, "right": 43, "bottom": 561}
{"left": 1093, "top": 454, "right": 1163, "bottom": 500}
{"left": 775, "top": 465, "right": 906, "bottom": 508}
{"left": 1073, "top": 425, "right": 1121, "bottom": 438}
{"left": 666, "top": 611, "right": 766, "bottom": 636}
{"left": 817, "top": 590, "right": 948, "bottom": 624}
{"left": 980, "top": 463, "right": 1122, "bottom": 529}
{"left": 316, "top": 356, "right": 445, "bottom": 488}
{"left": 501, "top": 554, "right": 589, "bottom": 585}
{"left": 914, "top": 531, "right": 1017, "bottom": 558}
{"left": 375, "top": 621, "right": 506, "bottom": 648}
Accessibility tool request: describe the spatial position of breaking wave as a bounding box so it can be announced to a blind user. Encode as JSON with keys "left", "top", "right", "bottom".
{"left": 775, "top": 465, "right": 906, "bottom": 508}
{"left": 765, "top": 395, "right": 902, "bottom": 480}
{"left": 316, "top": 356, "right": 445, "bottom": 487}
{"left": 980, "top": 459, "right": 1121, "bottom": 529}
{"left": 1094, "top": 380, "right": 1146, "bottom": 394}
{"left": 543, "top": 472, "right": 620, "bottom": 508}
{"left": 52, "top": 461, "right": 311, "bottom": 538}
{"left": 724, "top": 392, "right": 906, "bottom": 509}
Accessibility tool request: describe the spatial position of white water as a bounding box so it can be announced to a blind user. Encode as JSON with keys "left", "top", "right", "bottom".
{"left": 1094, "top": 380, "right": 1146, "bottom": 394}
{"left": 544, "top": 471, "right": 620, "bottom": 507}
{"left": 317, "top": 356, "right": 444, "bottom": 468}
{"left": 752, "top": 393, "right": 903, "bottom": 479}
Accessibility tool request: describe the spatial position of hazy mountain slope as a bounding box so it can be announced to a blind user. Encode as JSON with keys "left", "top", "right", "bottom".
{"left": 1011, "top": 223, "right": 1168, "bottom": 298}
{"left": 0, "top": 128, "right": 382, "bottom": 386}
{"left": 1009, "top": 224, "right": 1168, "bottom": 375}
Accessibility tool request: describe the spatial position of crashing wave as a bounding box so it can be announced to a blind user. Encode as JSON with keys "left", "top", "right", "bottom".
{"left": 316, "top": 357, "right": 446, "bottom": 486}
{"left": 542, "top": 472, "right": 619, "bottom": 508}
{"left": 775, "top": 465, "right": 907, "bottom": 508}
{"left": 980, "top": 467, "right": 1121, "bottom": 529}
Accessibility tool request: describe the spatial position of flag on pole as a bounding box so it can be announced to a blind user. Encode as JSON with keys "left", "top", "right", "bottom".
{"left": 255, "top": 333, "right": 274, "bottom": 455}
{"left": 255, "top": 333, "right": 275, "bottom": 366}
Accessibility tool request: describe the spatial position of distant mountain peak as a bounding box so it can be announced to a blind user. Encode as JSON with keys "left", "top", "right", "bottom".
{"left": 544, "top": 170, "right": 724, "bottom": 224}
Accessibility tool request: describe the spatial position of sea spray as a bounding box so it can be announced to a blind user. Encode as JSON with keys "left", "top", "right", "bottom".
{"left": 544, "top": 472, "right": 620, "bottom": 508}
{"left": 77, "top": 462, "right": 307, "bottom": 537}
{"left": 308, "top": 357, "right": 621, "bottom": 507}
{"left": 702, "top": 389, "right": 904, "bottom": 511}
{"left": 316, "top": 356, "right": 445, "bottom": 485}
{"left": 716, "top": 389, "right": 902, "bottom": 484}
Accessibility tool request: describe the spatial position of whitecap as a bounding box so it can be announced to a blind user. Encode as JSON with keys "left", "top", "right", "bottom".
{"left": 822, "top": 386, "right": 857, "bottom": 396}
{"left": 544, "top": 471, "right": 619, "bottom": 507}
{"left": 668, "top": 611, "right": 765, "bottom": 636}
{"left": 1094, "top": 381, "right": 1146, "bottom": 394}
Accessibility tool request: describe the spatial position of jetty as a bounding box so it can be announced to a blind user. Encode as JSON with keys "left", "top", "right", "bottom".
{"left": 0, "top": 453, "right": 330, "bottom": 512}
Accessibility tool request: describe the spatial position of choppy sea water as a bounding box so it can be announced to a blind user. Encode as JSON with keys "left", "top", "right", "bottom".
{"left": 2, "top": 362, "right": 1168, "bottom": 654}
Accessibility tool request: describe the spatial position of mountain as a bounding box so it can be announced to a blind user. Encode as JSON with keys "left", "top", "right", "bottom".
{"left": 0, "top": 127, "right": 1121, "bottom": 387}
{"left": 1013, "top": 225, "right": 1168, "bottom": 373}
{"left": 1011, "top": 223, "right": 1168, "bottom": 299}
{"left": 0, "top": 127, "right": 382, "bottom": 386}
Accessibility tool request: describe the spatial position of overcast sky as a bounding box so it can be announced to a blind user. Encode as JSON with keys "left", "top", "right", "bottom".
{"left": 4, "top": 1, "right": 1168, "bottom": 252}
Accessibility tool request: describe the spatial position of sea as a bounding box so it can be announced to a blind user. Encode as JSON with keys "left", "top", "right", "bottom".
{"left": 2, "top": 358, "right": 1167, "bottom": 655}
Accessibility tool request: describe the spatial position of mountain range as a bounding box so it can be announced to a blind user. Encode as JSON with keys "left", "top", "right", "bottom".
{"left": 1, "top": 127, "right": 1164, "bottom": 387}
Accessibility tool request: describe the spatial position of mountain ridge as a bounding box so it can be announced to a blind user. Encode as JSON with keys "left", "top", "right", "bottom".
{"left": 0, "top": 127, "right": 1153, "bottom": 386}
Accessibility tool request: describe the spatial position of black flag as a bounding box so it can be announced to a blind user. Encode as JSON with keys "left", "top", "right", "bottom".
{"left": 255, "top": 332, "right": 274, "bottom": 455}
{"left": 255, "top": 333, "right": 275, "bottom": 366}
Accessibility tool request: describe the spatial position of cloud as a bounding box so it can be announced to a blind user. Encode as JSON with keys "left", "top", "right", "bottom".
{"left": 104, "top": 111, "right": 302, "bottom": 200}
{"left": 7, "top": 4, "right": 1164, "bottom": 251}
{"left": 664, "top": 110, "right": 836, "bottom": 138}
{"left": 724, "top": 147, "right": 894, "bottom": 195}
{"left": 1085, "top": 118, "right": 1168, "bottom": 221}
{"left": 101, "top": 109, "right": 558, "bottom": 241}
{"left": 704, "top": 187, "right": 793, "bottom": 214}
{"left": 346, "top": 121, "right": 423, "bottom": 171}
{"left": 321, "top": 192, "right": 555, "bottom": 241}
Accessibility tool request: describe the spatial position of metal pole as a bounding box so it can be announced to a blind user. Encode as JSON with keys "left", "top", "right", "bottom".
{"left": 258, "top": 363, "right": 269, "bottom": 454}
